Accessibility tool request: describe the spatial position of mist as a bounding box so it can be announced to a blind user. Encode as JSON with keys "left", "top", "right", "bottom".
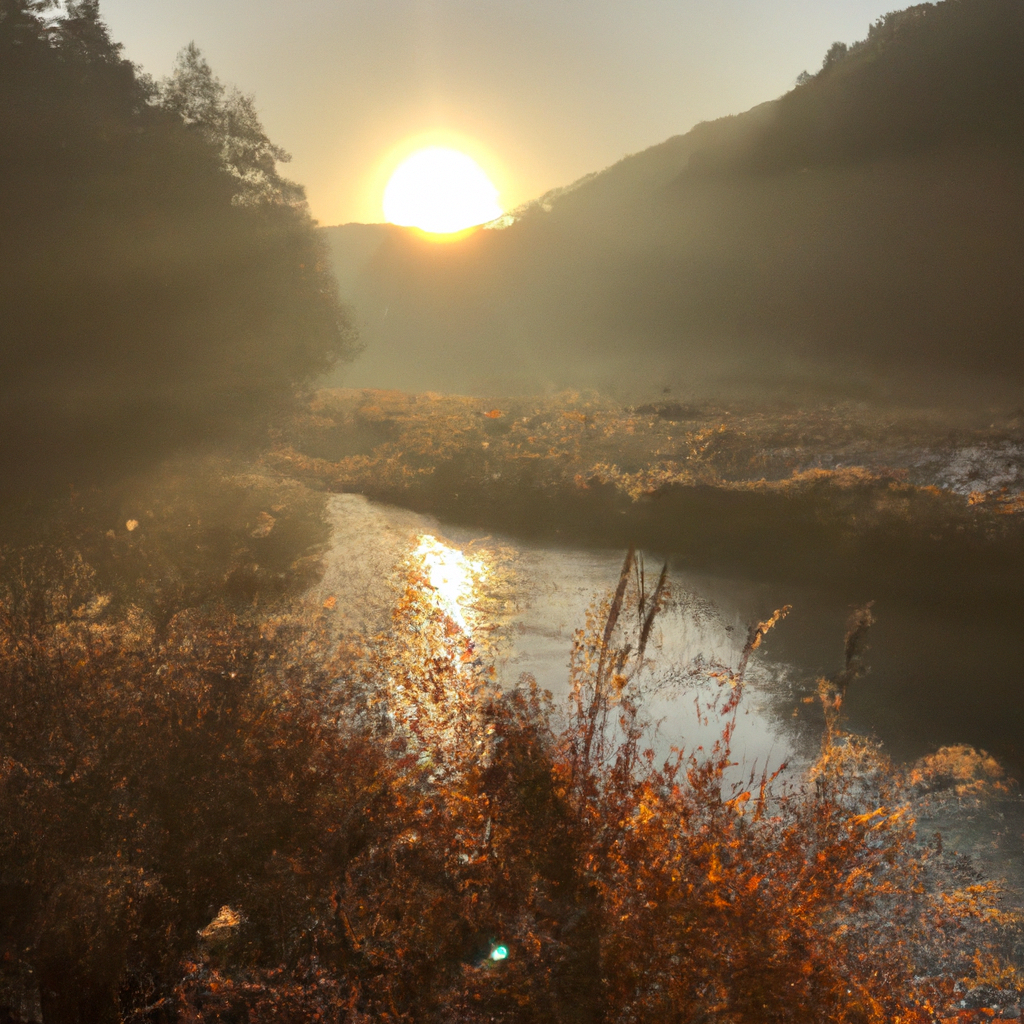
{"left": 329, "top": 0, "right": 1024, "bottom": 409}
{"left": 2, "top": 1, "right": 1024, "bottom": 1022}
{"left": 0, "top": 18, "right": 355, "bottom": 499}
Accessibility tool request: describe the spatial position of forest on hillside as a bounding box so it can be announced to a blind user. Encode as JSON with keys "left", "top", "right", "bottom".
{"left": 2, "top": 2, "right": 1024, "bottom": 1022}
{"left": 0, "top": 0, "right": 357, "bottom": 496}
{"left": 330, "top": 0, "right": 1024, "bottom": 400}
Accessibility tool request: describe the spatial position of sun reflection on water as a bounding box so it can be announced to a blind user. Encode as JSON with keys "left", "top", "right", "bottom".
{"left": 410, "top": 534, "right": 490, "bottom": 636}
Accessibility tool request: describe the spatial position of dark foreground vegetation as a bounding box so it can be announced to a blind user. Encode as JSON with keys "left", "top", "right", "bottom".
{"left": 1, "top": 478, "right": 1022, "bottom": 1024}
{"left": 0, "top": 383, "right": 1019, "bottom": 1022}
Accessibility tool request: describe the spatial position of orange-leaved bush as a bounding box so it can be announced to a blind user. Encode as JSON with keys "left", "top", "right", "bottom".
{"left": 1, "top": 539, "right": 1019, "bottom": 1022}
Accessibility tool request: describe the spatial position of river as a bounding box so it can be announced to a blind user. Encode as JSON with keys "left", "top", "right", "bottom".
{"left": 316, "top": 492, "right": 1024, "bottom": 897}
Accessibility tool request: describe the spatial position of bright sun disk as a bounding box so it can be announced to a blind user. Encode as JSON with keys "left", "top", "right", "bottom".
{"left": 383, "top": 147, "right": 502, "bottom": 235}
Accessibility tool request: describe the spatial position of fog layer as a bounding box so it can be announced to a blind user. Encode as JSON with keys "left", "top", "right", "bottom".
{"left": 329, "top": 0, "right": 1024, "bottom": 406}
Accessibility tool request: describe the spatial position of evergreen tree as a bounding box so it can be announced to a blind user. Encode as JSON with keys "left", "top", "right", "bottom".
{"left": 0, "top": 1, "right": 358, "bottom": 498}
{"left": 160, "top": 42, "right": 306, "bottom": 207}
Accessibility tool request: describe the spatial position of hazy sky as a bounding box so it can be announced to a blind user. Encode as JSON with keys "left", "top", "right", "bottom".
{"left": 100, "top": 0, "right": 898, "bottom": 226}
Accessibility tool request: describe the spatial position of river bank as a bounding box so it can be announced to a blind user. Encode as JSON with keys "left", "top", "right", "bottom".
{"left": 269, "top": 388, "right": 1024, "bottom": 774}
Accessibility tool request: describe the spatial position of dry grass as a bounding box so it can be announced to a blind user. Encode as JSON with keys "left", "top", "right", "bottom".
{"left": 269, "top": 389, "right": 1024, "bottom": 537}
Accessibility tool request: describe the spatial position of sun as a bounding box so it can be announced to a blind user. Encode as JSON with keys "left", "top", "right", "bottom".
{"left": 382, "top": 147, "right": 503, "bottom": 235}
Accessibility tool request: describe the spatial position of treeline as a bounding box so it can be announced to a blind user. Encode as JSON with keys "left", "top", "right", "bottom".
{"left": 0, "top": 0, "right": 357, "bottom": 498}
{"left": 693, "top": 0, "right": 1024, "bottom": 173}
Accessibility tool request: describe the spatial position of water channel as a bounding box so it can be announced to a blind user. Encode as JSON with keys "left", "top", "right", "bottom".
{"left": 316, "top": 492, "right": 1024, "bottom": 897}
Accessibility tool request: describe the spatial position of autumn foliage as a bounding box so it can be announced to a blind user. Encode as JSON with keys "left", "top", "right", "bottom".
{"left": 0, "top": 507, "right": 1020, "bottom": 1024}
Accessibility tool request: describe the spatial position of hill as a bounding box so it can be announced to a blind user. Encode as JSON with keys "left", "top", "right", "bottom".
{"left": 326, "top": 0, "right": 1024, "bottom": 404}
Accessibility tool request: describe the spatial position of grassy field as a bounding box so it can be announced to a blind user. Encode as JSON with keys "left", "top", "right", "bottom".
{"left": 265, "top": 388, "right": 1024, "bottom": 599}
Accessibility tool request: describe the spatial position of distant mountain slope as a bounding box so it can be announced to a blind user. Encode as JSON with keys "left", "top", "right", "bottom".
{"left": 326, "top": 0, "right": 1024, "bottom": 402}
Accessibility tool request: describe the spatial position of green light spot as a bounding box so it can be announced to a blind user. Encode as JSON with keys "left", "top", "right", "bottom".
{"left": 490, "top": 945, "right": 508, "bottom": 961}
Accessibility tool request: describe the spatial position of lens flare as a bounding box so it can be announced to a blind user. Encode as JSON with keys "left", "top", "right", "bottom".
{"left": 410, "top": 534, "right": 489, "bottom": 634}
{"left": 383, "top": 147, "right": 503, "bottom": 234}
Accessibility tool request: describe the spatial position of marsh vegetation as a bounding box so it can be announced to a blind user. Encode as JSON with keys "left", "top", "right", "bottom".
{"left": 3, "top": 1, "right": 1024, "bottom": 1021}
{"left": 2, "top": 392, "right": 1023, "bottom": 1022}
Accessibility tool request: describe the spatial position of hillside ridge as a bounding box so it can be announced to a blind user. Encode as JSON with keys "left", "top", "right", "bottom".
{"left": 327, "top": 0, "right": 1024, "bottom": 405}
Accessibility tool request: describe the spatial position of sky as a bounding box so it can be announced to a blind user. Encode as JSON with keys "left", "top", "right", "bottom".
{"left": 99, "top": 0, "right": 900, "bottom": 227}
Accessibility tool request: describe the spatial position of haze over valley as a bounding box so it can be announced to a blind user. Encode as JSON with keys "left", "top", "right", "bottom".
{"left": 2, "top": 2, "right": 1024, "bottom": 1022}
{"left": 329, "top": 1, "right": 1024, "bottom": 405}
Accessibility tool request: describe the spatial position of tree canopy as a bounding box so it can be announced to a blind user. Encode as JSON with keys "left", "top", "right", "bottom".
{"left": 0, "top": 0, "right": 358, "bottom": 496}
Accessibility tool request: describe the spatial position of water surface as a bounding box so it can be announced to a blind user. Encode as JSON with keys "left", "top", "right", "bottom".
{"left": 316, "top": 493, "right": 1024, "bottom": 895}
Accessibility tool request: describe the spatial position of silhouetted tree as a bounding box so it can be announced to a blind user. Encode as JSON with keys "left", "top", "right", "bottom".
{"left": 160, "top": 42, "right": 305, "bottom": 207}
{"left": 0, "top": 1, "right": 358, "bottom": 498}
{"left": 821, "top": 40, "right": 849, "bottom": 71}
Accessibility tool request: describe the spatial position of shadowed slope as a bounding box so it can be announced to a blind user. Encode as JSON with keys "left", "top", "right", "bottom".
{"left": 327, "top": 0, "right": 1024, "bottom": 405}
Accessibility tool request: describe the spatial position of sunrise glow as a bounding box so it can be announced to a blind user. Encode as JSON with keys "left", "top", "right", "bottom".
{"left": 383, "top": 147, "right": 503, "bottom": 235}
